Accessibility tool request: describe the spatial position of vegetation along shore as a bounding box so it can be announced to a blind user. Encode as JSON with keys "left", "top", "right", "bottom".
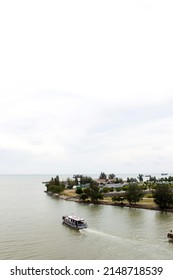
{"left": 43, "top": 173, "right": 173, "bottom": 212}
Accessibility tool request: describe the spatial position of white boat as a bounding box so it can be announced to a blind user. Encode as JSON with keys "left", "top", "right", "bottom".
{"left": 62, "top": 215, "right": 87, "bottom": 229}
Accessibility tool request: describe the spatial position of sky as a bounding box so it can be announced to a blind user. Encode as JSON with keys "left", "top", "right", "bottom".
{"left": 0, "top": 0, "right": 173, "bottom": 175}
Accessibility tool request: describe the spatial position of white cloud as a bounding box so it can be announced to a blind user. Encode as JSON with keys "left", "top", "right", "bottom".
{"left": 0, "top": 0, "right": 173, "bottom": 173}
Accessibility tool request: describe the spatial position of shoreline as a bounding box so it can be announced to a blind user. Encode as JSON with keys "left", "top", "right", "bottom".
{"left": 57, "top": 193, "right": 173, "bottom": 213}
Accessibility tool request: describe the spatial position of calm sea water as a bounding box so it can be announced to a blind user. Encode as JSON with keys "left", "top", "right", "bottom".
{"left": 0, "top": 174, "right": 173, "bottom": 260}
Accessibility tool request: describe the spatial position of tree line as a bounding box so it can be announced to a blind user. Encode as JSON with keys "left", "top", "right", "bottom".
{"left": 44, "top": 173, "right": 173, "bottom": 210}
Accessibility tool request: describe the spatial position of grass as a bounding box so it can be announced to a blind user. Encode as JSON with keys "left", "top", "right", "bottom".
{"left": 63, "top": 189, "right": 80, "bottom": 197}
{"left": 62, "top": 189, "right": 156, "bottom": 207}
{"left": 138, "top": 197, "right": 156, "bottom": 207}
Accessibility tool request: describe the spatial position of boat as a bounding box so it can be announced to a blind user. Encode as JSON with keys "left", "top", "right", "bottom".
{"left": 62, "top": 215, "right": 87, "bottom": 229}
{"left": 167, "top": 231, "right": 173, "bottom": 240}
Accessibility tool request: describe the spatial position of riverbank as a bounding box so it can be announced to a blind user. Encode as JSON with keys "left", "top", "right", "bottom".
{"left": 55, "top": 189, "right": 173, "bottom": 213}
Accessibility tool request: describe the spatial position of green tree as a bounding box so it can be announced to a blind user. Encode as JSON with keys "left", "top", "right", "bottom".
{"left": 137, "top": 174, "right": 143, "bottom": 182}
{"left": 83, "top": 182, "right": 103, "bottom": 203}
{"left": 153, "top": 183, "right": 173, "bottom": 209}
{"left": 149, "top": 176, "right": 157, "bottom": 183}
{"left": 66, "top": 177, "right": 76, "bottom": 189}
{"left": 48, "top": 184, "right": 64, "bottom": 194}
{"left": 115, "top": 177, "right": 123, "bottom": 183}
{"left": 127, "top": 177, "right": 137, "bottom": 183}
{"left": 79, "top": 175, "right": 93, "bottom": 185}
{"left": 102, "top": 187, "right": 109, "bottom": 193}
{"left": 80, "top": 193, "right": 89, "bottom": 201}
{"left": 125, "top": 183, "right": 144, "bottom": 205}
{"left": 108, "top": 173, "right": 115, "bottom": 179}
{"left": 99, "top": 172, "right": 107, "bottom": 179}
{"left": 45, "top": 175, "right": 65, "bottom": 194}
{"left": 112, "top": 195, "right": 125, "bottom": 204}
{"left": 168, "top": 176, "right": 173, "bottom": 182}
{"left": 55, "top": 175, "right": 60, "bottom": 184}
{"left": 90, "top": 183, "right": 103, "bottom": 203}
{"left": 45, "top": 178, "right": 57, "bottom": 192}
{"left": 73, "top": 174, "right": 81, "bottom": 185}
{"left": 75, "top": 187, "right": 83, "bottom": 194}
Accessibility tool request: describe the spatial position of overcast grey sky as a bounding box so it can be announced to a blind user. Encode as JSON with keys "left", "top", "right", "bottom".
{"left": 0, "top": 0, "right": 173, "bottom": 174}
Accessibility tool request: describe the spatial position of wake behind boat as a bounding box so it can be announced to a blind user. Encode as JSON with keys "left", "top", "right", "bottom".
{"left": 62, "top": 215, "right": 87, "bottom": 229}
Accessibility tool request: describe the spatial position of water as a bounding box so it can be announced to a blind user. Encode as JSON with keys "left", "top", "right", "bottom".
{"left": 0, "top": 175, "right": 173, "bottom": 260}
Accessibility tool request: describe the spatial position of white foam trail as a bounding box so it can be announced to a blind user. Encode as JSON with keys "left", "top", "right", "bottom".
{"left": 83, "top": 228, "right": 121, "bottom": 240}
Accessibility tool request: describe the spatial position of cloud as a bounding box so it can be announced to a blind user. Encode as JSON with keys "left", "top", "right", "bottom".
{"left": 0, "top": 0, "right": 173, "bottom": 174}
{"left": 1, "top": 88, "right": 173, "bottom": 174}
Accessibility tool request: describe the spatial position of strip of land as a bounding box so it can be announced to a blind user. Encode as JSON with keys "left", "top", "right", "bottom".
{"left": 55, "top": 189, "right": 173, "bottom": 212}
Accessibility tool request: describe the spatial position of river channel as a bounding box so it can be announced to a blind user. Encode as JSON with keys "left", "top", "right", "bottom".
{"left": 0, "top": 175, "right": 173, "bottom": 259}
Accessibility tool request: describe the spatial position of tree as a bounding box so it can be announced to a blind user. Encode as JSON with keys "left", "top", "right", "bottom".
{"left": 55, "top": 175, "right": 60, "bottom": 184}
{"left": 73, "top": 174, "right": 81, "bottom": 185}
{"left": 82, "top": 182, "right": 103, "bottom": 203}
{"left": 75, "top": 187, "right": 83, "bottom": 194}
{"left": 48, "top": 184, "right": 64, "bottom": 194}
{"left": 112, "top": 195, "right": 125, "bottom": 204}
{"left": 125, "top": 183, "right": 144, "bottom": 205}
{"left": 80, "top": 193, "right": 89, "bottom": 201}
{"left": 54, "top": 185, "right": 63, "bottom": 194}
{"left": 102, "top": 187, "right": 109, "bottom": 193}
{"left": 99, "top": 172, "right": 107, "bottom": 180}
{"left": 127, "top": 177, "right": 137, "bottom": 183}
{"left": 108, "top": 173, "right": 115, "bottom": 179}
{"left": 137, "top": 174, "right": 143, "bottom": 182}
{"left": 45, "top": 175, "right": 65, "bottom": 194}
{"left": 115, "top": 177, "right": 123, "bottom": 183}
{"left": 79, "top": 175, "right": 93, "bottom": 185}
{"left": 66, "top": 177, "right": 76, "bottom": 189}
{"left": 148, "top": 176, "right": 157, "bottom": 183}
{"left": 90, "top": 183, "right": 103, "bottom": 203}
{"left": 153, "top": 183, "right": 173, "bottom": 209}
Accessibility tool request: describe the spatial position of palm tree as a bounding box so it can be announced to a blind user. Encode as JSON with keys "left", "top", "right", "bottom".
{"left": 137, "top": 174, "right": 143, "bottom": 182}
